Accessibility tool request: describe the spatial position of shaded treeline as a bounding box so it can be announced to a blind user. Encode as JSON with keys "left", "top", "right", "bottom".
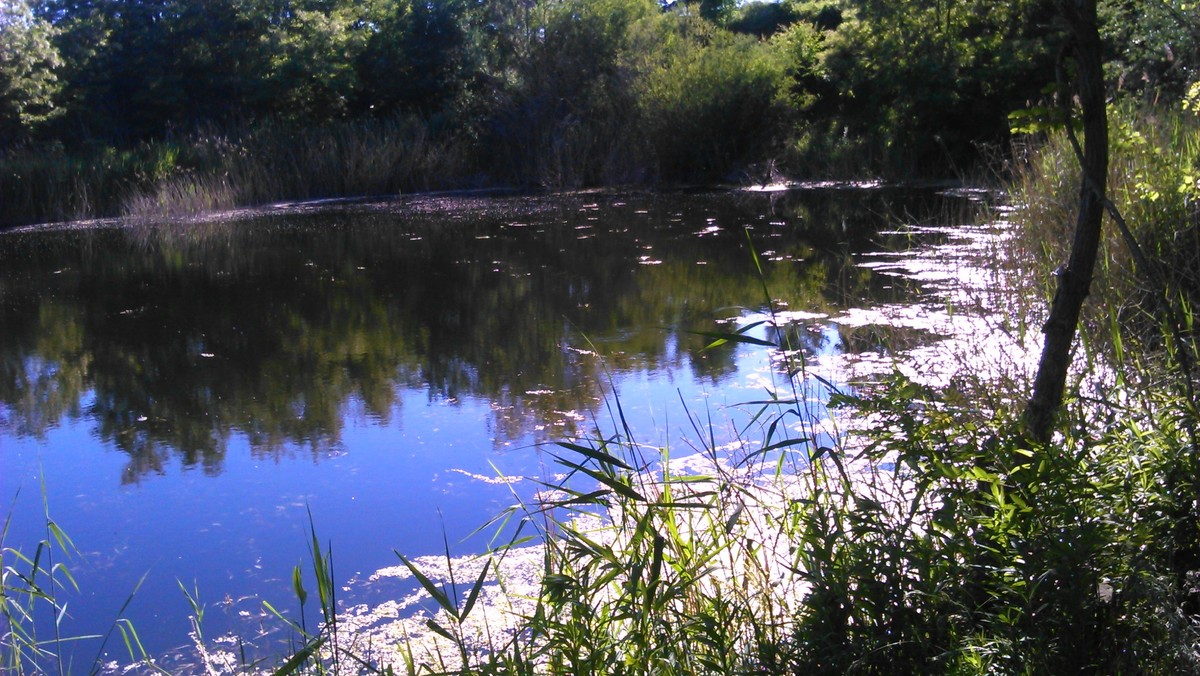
{"left": 2, "top": 0, "right": 1197, "bottom": 226}
{"left": 4, "top": 0, "right": 1188, "bottom": 225}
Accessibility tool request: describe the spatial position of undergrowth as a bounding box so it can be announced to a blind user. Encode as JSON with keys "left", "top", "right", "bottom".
{"left": 0, "top": 116, "right": 472, "bottom": 228}
{"left": 1008, "top": 100, "right": 1200, "bottom": 350}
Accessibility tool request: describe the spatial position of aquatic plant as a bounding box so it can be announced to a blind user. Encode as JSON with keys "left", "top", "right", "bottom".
{"left": 1, "top": 480, "right": 158, "bottom": 675}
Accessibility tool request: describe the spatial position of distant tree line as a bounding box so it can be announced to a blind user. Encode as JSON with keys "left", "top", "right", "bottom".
{"left": 1, "top": 0, "right": 1197, "bottom": 186}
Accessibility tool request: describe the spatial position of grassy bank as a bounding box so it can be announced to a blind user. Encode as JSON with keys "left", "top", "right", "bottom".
{"left": 0, "top": 117, "right": 473, "bottom": 227}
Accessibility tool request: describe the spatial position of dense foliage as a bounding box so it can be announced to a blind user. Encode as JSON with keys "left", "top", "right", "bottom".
{"left": 1, "top": 0, "right": 1194, "bottom": 225}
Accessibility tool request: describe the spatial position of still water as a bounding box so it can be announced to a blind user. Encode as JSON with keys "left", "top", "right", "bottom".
{"left": 0, "top": 188, "right": 996, "bottom": 666}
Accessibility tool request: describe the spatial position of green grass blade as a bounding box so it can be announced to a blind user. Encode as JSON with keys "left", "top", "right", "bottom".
{"left": 460, "top": 558, "right": 492, "bottom": 621}
{"left": 271, "top": 634, "right": 327, "bottom": 676}
{"left": 692, "top": 323, "right": 778, "bottom": 349}
{"left": 554, "top": 441, "right": 634, "bottom": 471}
{"left": 393, "top": 551, "right": 456, "bottom": 619}
{"left": 424, "top": 619, "right": 455, "bottom": 641}
{"left": 550, "top": 454, "right": 645, "bottom": 502}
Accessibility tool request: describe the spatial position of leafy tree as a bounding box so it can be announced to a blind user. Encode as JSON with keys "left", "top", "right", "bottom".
{"left": 34, "top": 0, "right": 116, "bottom": 141}
{"left": 487, "top": 0, "right": 658, "bottom": 185}
{"left": 697, "top": 0, "right": 735, "bottom": 23}
{"left": 261, "top": 0, "right": 375, "bottom": 121}
{"left": 817, "top": 0, "right": 1060, "bottom": 173}
{"left": 354, "top": 0, "right": 473, "bottom": 118}
{"left": 0, "top": 0, "right": 62, "bottom": 146}
{"left": 39, "top": 0, "right": 268, "bottom": 140}
{"left": 159, "top": 0, "right": 277, "bottom": 123}
{"left": 637, "top": 19, "right": 792, "bottom": 179}
{"left": 1100, "top": 0, "right": 1200, "bottom": 101}
{"left": 727, "top": 1, "right": 798, "bottom": 38}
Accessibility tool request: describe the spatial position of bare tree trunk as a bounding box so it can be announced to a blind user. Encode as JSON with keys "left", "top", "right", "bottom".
{"left": 1022, "top": 0, "right": 1108, "bottom": 443}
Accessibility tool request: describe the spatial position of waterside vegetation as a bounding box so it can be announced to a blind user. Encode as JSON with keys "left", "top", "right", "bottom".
{"left": 0, "top": 0, "right": 1174, "bottom": 227}
{"left": 283, "top": 89, "right": 1200, "bottom": 672}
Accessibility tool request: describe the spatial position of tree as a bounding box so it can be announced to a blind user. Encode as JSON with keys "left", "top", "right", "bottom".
{"left": 1023, "top": 0, "right": 1109, "bottom": 442}
{"left": 354, "top": 0, "right": 472, "bottom": 118}
{"left": 1100, "top": 0, "right": 1200, "bottom": 101}
{"left": 817, "top": 0, "right": 1059, "bottom": 173}
{"left": 0, "top": 0, "right": 62, "bottom": 146}
{"left": 262, "top": 0, "right": 374, "bottom": 121}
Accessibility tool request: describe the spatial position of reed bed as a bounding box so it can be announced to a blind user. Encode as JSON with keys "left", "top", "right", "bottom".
{"left": 0, "top": 117, "right": 472, "bottom": 228}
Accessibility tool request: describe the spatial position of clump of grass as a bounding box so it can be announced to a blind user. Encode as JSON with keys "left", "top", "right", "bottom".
{"left": 121, "top": 173, "right": 240, "bottom": 223}
{"left": 1007, "top": 101, "right": 1200, "bottom": 352}
{"left": 1, "top": 481, "right": 159, "bottom": 674}
{"left": 1, "top": 489, "right": 84, "bottom": 674}
{"left": 0, "top": 116, "right": 475, "bottom": 228}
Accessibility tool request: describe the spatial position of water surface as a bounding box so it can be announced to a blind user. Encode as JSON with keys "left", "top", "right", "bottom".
{"left": 0, "top": 188, "right": 991, "bottom": 666}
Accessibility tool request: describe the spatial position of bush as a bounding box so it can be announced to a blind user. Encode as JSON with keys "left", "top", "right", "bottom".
{"left": 636, "top": 22, "right": 792, "bottom": 182}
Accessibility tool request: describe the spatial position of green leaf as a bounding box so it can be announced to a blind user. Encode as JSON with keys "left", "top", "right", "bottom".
{"left": 272, "top": 634, "right": 327, "bottom": 676}
{"left": 692, "top": 321, "right": 778, "bottom": 349}
{"left": 555, "top": 441, "right": 634, "bottom": 470}
{"left": 394, "top": 551, "right": 457, "bottom": 619}
{"left": 460, "top": 558, "right": 491, "bottom": 621}
{"left": 425, "top": 619, "right": 455, "bottom": 641}
{"left": 292, "top": 565, "right": 308, "bottom": 607}
{"left": 551, "top": 454, "right": 646, "bottom": 502}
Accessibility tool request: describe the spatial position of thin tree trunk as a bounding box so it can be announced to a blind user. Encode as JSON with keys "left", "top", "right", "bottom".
{"left": 1022, "top": 0, "right": 1108, "bottom": 443}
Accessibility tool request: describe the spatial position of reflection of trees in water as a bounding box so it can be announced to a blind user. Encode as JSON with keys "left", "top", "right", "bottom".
{"left": 0, "top": 300, "right": 91, "bottom": 438}
{"left": 0, "top": 189, "right": 969, "bottom": 482}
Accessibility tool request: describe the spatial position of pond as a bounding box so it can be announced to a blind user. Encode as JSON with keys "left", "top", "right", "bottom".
{"left": 0, "top": 187, "right": 1005, "bottom": 669}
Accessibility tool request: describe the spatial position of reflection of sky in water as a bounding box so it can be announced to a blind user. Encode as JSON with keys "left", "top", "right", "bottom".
{"left": 0, "top": 188, "right": 1010, "bottom": 664}
{"left": 1, "top": 334, "right": 808, "bottom": 663}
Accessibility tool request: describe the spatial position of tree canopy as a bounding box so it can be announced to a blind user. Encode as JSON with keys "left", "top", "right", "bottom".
{"left": 1, "top": 0, "right": 1197, "bottom": 187}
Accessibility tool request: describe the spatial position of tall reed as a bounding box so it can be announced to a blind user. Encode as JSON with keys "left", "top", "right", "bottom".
{"left": 0, "top": 116, "right": 474, "bottom": 228}
{"left": 1007, "top": 101, "right": 1200, "bottom": 347}
{"left": 1, "top": 482, "right": 157, "bottom": 674}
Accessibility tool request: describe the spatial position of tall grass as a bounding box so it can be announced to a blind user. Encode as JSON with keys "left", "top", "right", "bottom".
{"left": 1, "top": 481, "right": 158, "bottom": 674}
{"left": 119, "top": 116, "right": 473, "bottom": 223}
{"left": 348, "top": 351, "right": 1198, "bottom": 673}
{"left": 1008, "top": 102, "right": 1200, "bottom": 347}
{"left": 0, "top": 143, "right": 180, "bottom": 226}
{"left": 0, "top": 116, "right": 473, "bottom": 227}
